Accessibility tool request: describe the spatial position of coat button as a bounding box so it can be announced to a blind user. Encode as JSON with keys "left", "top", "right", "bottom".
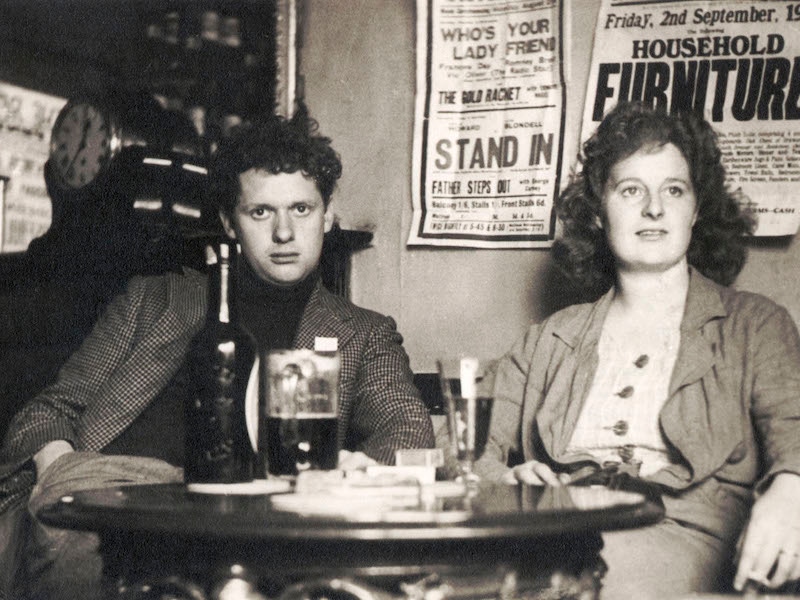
{"left": 606, "top": 420, "right": 629, "bottom": 436}
{"left": 616, "top": 385, "right": 634, "bottom": 398}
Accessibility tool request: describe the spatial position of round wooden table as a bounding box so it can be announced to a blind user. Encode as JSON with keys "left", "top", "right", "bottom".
{"left": 37, "top": 481, "right": 663, "bottom": 600}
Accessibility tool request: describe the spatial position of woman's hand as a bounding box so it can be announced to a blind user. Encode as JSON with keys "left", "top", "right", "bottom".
{"left": 734, "top": 472, "right": 800, "bottom": 591}
{"left": 502, "top": 460, "right": 571, "bottom": 486}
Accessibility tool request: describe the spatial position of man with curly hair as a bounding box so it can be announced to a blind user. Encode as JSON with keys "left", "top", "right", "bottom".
{"left": 0, "top": 104, "right": 434, "bottom": 599}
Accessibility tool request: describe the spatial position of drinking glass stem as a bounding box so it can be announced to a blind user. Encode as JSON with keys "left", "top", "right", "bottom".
{"left": 457, "top": 459, "right": 480, "bottom": 484}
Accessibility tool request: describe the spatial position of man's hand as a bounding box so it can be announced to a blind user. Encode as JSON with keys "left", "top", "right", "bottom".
{"left": 502, "top": 460, "right": 571, "bottom": 486}
{"left": 32, "top": 440, "right": 74, "bottom": 479}
{"left": 734, "top": 472, "right": 800, "bottom": 590}
{"left": 337, "top": 449, "right": 378, "bottom": 471}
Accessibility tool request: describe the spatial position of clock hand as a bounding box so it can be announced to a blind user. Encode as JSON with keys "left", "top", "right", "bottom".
{"left": 64, "top": 142, "right": 85, "bottom": 176}
{"left": 64, "top": 109, "right": 92, "bottom": 176}
{"left": 77, "top": 106, "right": 91, "bottom": 152}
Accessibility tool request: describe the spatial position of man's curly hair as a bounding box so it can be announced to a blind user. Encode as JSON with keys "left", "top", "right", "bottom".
{"left": 208, "top": 103, "right": 343, "bottom": 217}
{"left": 553, "top": 102, "right": 754, "bottom": 299}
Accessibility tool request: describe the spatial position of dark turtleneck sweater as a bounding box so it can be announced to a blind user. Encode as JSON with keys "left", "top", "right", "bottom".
{"left": 236, "top": 261, "right": 318, "bottom": 352}
{"left": 103, "top": 265, "right": 319, "bottom": 465}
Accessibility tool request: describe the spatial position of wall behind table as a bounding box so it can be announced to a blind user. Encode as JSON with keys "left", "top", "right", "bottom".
{"left": 301, "top": 0, "right": 800, "bottom": 373}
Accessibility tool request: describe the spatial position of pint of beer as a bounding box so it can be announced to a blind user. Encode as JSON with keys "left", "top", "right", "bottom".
{"left": 262, "top": 350, "right": 340, "bottom": 477}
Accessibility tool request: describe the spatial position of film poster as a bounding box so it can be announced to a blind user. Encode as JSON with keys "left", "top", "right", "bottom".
{"left": 0, "top": 82, "right": 66, "bottom": 252}
{"left": 583, "top": 0, "right": 800, "bottom": 236}
{"left": 409, "top": 0, "right": 565, "bottom": 248}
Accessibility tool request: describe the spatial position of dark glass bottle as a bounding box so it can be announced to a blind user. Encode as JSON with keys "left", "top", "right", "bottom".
{"left": 184, "top": 240, "right": 257, "bottom": 484}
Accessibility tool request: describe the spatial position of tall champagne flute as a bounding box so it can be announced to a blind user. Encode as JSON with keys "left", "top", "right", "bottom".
{"left": 438, "top": 359, "right": 494, "bottom": 484}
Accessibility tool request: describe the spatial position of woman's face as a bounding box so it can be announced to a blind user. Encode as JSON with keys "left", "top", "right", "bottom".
{"left": 600, "top": 142, "right": 698, "bottom": 276}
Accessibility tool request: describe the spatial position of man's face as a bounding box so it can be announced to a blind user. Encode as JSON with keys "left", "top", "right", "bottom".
{"left": 220, "top": 169, "right": 333, "bottom": 287}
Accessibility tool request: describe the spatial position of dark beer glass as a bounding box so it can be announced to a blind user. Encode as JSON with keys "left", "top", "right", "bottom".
{"left": 262, "top": 350, "right": 340, "bottom": 477}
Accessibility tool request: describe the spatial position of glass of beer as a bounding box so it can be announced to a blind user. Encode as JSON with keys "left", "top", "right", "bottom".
{"left": 438, "top": 358, "right": 494, "bottom": 485}
{"left": 262, "top": 350, "right": 339, "bottom": 477}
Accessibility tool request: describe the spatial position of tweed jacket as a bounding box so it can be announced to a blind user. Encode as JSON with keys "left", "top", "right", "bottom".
{"left": 476, "top": 268, "right": 800, "bottom": 542}
{"left": 0, "top": 268, "right": 434, "bottom": 513}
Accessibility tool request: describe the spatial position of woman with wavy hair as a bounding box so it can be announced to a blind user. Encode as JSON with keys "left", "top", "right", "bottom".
{"left": 476, "top": 102, "right": 800, "bottom": 597}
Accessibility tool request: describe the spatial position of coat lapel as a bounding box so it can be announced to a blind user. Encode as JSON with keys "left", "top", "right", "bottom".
{"left": 293, "top": 283, "right": 355, "bottom": 351}
{"left": 660, "top": 270, "right": 741, "bottom": 482}
{"left": 80, "top": 272, "right": 207, "bottom": 451}
{"left": 533, "top": 291, "right": 613, "bottom": 459}
{"left": 668, "top": 270, "right": 726, "bottom": 395}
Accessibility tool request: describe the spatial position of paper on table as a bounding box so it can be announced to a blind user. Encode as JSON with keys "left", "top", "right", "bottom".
{"left": 269, "top": 481, "right": 471, "bottom": 519}
{"left": 186, "top": 479, "right": 291, "bottom": 495}
{"left": 272, "top": 470, "right": 469, "bottom": 518}
{"left": 269, "top": 492, "right": 418, "bottom": 517}
{"left": 366, "top": 465, "right": 436, "bottom": 485}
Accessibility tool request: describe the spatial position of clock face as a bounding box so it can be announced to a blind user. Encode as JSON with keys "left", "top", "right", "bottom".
{"left": 49, "top": 101, "right": 119, "bottom": 190}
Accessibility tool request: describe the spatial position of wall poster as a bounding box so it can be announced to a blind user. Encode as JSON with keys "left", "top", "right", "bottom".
{"left": 0, "top": 82, "right": 66, "bottom": 252}
{"left": 409, "top": 0, "right": 566, "bottom": 248}
{"left": 583, "top": 0, "right": 800, "bottom": 236}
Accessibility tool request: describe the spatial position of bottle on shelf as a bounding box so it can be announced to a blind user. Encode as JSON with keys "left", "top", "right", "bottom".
{"left": 135, "top": 5, "right": 275, "bottom": 158}
{"left": 220, "top": 16, "right": 242, "bottom": 48}
{"left": 200, "top": 10, "right": 221, "bottom": 43}
{"left": 184, "top": 240, "right": 257, "bottom": 485}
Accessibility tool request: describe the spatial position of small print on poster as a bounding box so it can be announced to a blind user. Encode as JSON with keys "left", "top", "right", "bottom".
{"left": 408, "top": 0, "right": 566, "bottom": 248}
{"left": 583, "top": 0, "right": 800, "bottom": 236}
{"left": 0, "top": 82, "right": 66, "bottom": 253}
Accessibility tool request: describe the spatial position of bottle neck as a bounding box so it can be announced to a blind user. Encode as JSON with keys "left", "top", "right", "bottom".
{"left": 218, "top": 256, "right": 231, "bottom": 324}
{"left": 210, "top": 240, "right": 238, "bottom": 325}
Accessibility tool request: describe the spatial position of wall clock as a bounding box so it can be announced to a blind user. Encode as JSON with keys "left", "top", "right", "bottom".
{"left": 46, "top": 90, "right": 194, "bottom": 198}
{"left": 48, "top": 98, "right": 122, "bottom": 191}
{"left": 44, "top": 89, "right": 211, "bottom": 246}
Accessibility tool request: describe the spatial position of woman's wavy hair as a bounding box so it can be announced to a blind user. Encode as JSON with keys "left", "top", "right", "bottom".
{"left": 209, "top": 103, "right": 342, "bottom": 217}
{"left": 553, "top": 101, "right": 754, "bottom": 299}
